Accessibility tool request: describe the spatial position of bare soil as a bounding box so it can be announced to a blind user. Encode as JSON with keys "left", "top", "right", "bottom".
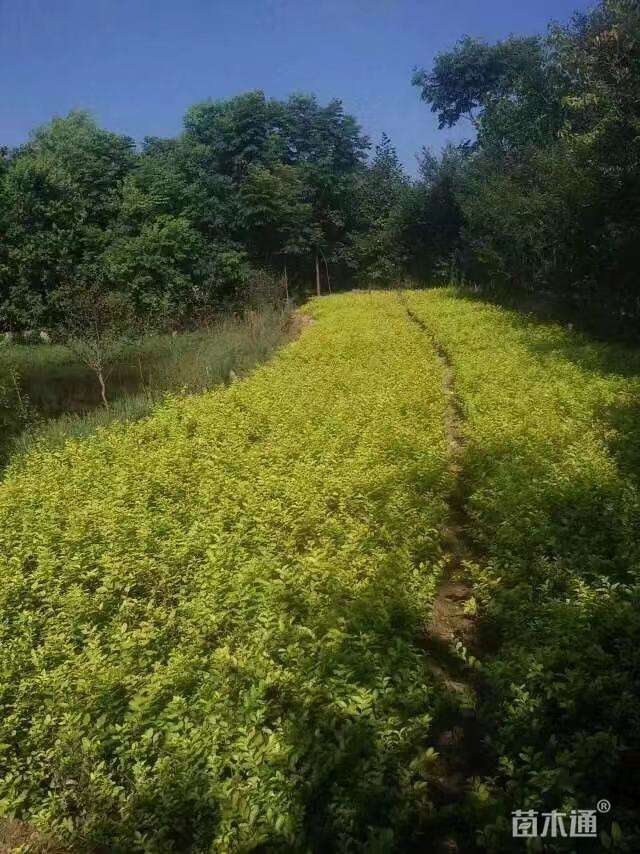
{"left": 404, "top": 300, "right": 494, "bottom": 853}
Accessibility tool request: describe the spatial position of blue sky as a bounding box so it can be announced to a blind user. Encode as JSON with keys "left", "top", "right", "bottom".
{"left": 1, "top": 0, "right": 593, "bottom": 174}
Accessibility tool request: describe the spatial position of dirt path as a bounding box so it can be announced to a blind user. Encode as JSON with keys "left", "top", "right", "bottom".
{"left": 403, "top": 301, "right": 491, "bottom": 852}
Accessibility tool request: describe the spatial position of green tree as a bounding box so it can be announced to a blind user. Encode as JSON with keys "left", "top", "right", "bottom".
{"left": 0, "top": 92, "right": 371, "bottom": 324}
{"left": 147, "top": 92, "right": 369, "bottom": 294}
{"left": 412, "top": 0, "right": 640, "bottom": 316}
{"left": 1, "top": 112, "right": 134, "bottom": 328}
{"left": 52, "top": 284, "right": 139, "bottom": 409}
{"left": 102, "top": 215, "right": 211, "bottom": 319}
{"left": 352, "top": 134, "right": 409, "bottom": 283}
{"left": 183, "top": 91, "right": 276, "bottom": 180}
{"left": 412, "top": 35, "right": 562, "bottom": 151}
{"left": 239, "top": 163, "right": 314, "bottom": 269}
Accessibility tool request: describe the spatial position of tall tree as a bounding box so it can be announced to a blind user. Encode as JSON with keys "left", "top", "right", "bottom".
{"left": 352, "top": 134, "right": 409, "bottom": 283}
{"left": 1, "top": 112, "right": 135, "bottom": 328}
{"left": 411, "top": 0, "right": 640, "bottom": 314}
{"left": 183, "top": 91, "right": 276, "bottom": 180}
{"left": 412, "top": 35, "right": 563, "bottom": 151}
{"left": 0, "top": 92, "right": 370, "bottom": 327}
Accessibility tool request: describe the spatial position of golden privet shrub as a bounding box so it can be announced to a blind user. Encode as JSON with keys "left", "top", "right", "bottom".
{"left": 0, "top": 293, "right": 451, "bottom": 852}
{"left": 406, "top": 289, "right": 640, "bottom": 847}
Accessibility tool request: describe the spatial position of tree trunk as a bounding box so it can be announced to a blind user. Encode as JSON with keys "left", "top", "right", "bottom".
{"left": 315, "top": 255, "right": 321, "bottom": 297}
{"left": 283, "top": 263, "right": 289, "bottom": 303}
{"left": 97, "top": 369, "right": 109, "bottom": 410}
{"left": 320, "top": 249, "right": 332, "bottom": 294}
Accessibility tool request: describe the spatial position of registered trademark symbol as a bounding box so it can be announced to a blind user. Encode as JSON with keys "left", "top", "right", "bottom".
{"left": 597, "top": 799, "right": 611, "bottom": 814}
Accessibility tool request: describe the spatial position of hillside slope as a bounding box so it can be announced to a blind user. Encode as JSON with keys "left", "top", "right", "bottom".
{"left": 1, "top": 290, "right": 639, "bottom": 851}
{"left": 0, "top": 293, "right": 452, "bottom": 851}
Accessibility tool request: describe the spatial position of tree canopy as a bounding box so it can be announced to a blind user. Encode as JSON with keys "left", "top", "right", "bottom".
{"left": 408, "top": 0, "right": 640, "bottom": 319}
{"left": 0, "top": 94, "right": 375, "bottom": 330}
{"left": 2, "top": 0, "right": 639, "bottom": 330}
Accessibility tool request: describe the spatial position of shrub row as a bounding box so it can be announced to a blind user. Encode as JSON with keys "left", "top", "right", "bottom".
{"left": 0, "top": 293, "right": 451, "bottom": 851}
{"left": 407, "top": 289, "right": 640, "bottom": 849}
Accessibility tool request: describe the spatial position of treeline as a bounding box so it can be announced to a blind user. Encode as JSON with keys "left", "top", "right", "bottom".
{"left": 0, "top": 93, "right": 408, "bottom": 331}
{"left": 1, "top": 0, "right": 639, "bottom": 330}
{"left": 411, "top": 0, "right": 640, "bottom": 318}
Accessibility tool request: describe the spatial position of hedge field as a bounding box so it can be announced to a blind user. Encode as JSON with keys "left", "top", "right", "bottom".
{"left": 406, "top": 289, "right": 640, "bottom": 848}
{"left": 2, "top": 289, "right": 639, "bottom": 851}
{"left": 0, "top": 293, "right": 452, "bottom": 851}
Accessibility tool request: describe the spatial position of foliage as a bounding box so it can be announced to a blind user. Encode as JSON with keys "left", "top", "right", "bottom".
{"left": 412, "top": 34, "right": 558, "bottom": 148}
{"left": 409, "top": 0, "right": 640, "bottom": 319}
{"left": 0, "top": 112, "right": 135, "bottom": 329}
{"left": 0, "top": 94, "right": 373, "bottom": 332}
{"left": 238, "top": 164, "right": 315, "bottom": 267}
{"left": 0, "top": 294, "right": 452, "bottom": 851}
{"left": 2, "top": 289, "right": 640, "bottom": 847}
{"left": 1, "top": 305, "right": 293, "bottom": 469}
{"left": 351, "top": 134, "right": 409, "bottom": 284}
{"left": 103, "top": 215, "right": 212, "bottom": 318}
{"left": 3, "top": 0, "right": 640, "bottom": 325}
{"left": 52, "top": 285, "right": 140, "bottom": 409}
{"left": 406, "top": 289, "right": 640, "bottom": 850}
{"left": 387, "top": 145, "right": 466, "bottom": 283}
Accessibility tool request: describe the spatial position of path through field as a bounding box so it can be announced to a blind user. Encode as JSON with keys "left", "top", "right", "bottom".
{"left": 403, "top": 297, "right": 488, "bottom": 852}
{"left": 0, "top": 290, "right": 639, "bottom": 852}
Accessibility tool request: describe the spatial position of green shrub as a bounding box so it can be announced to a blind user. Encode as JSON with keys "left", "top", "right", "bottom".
{"left": 407, "top": 289, "right": 640, "bottom": 849}
{"left": 0, "top": 294, "right": 451, "bottom": 851}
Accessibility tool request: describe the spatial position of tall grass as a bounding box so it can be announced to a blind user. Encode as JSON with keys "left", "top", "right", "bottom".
{"left": 1, "top": 306, "right": 293, "bottom": 468}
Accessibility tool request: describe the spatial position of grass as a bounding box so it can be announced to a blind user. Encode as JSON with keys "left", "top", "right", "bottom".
{"left": 0, "top": 307, "right": 294, "bottom": 467}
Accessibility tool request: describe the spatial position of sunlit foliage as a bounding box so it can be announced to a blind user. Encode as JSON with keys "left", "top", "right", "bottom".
{"left": 407, "top": 289, "right": 640, "bottom": 846}
{"left": 0, "top": 294, "right": 450, "bottom": 850}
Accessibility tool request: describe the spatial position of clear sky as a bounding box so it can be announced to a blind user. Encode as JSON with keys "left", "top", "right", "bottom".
{"left": 1, "top": 0, "right": 593, "bottom": 174}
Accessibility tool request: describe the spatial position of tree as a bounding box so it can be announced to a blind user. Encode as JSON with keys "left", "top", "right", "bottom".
{"left": 183, "top": 91, "right": 275, "bottom": 180}
{"left": 134, "top": 93, "right": 368, "bottom": 296}
{"left": 0, "top": 92, "right": 371, "bottom": 325}
{"left": 1, "top": 112, "right": 135, "bottom": 328}
{"left": 53, "top": 284, "right": 139, "bottom": 409}
{"left": 0, "top": 147, "right": 13, "bottom": 328}
{"left": 411, "top": 0, "right": 640, "bottom": 316}
{"left": 281, "top": 94, "right": 370, "bottom": 171}
{"left": 411, "top": 35, "right": 562, "bottom": 151}
{"left": 551, "top": 0, "right": 640, "bottom": 303}
{"left": 102, "top": 215, "right": 212, "bottom": 318}
{"left": 238, "top": 163, "right": 314, "bottom": 269}
{"left": 352, "top": 134, "right": 409, "bottom": 283}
